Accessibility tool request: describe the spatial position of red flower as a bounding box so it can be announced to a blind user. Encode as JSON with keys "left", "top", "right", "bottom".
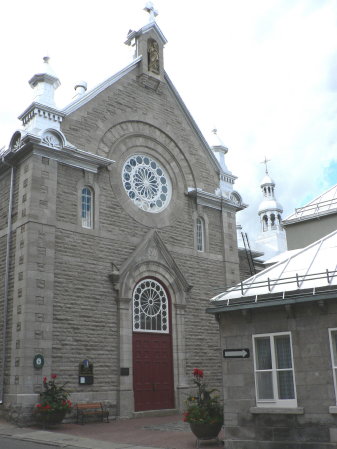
{"left": 193, "top": 368, "right": 203, "bottom": 378}
{"left": 36, "top": 403, "right": 41, "bottom": 408}
{"left": 51, "top": 374, "right": 57, "bottom": 379}
{"left": 43, "top": 377, "right": 47, "bottom": 383}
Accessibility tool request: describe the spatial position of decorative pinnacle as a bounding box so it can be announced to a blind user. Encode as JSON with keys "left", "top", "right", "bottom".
{"left": 144, "top": 1, "right": 158, "bottom": 22}
{"left": 43, "top": 56, "right": 50, "bottom": 64}
{"left": 261, "top": 156, "right": 271, "bottom": 174}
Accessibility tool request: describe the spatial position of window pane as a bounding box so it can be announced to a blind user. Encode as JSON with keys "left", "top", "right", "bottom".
{"left": 196, "top": 218, "right": 204, "bottom": 251}
{"left": 332, "top": 331, "right": 337, "bottom": 365}
{"left": 278, "top": 370, "right": 295, "bottom": 399}
{"left": 257, "top": 372, "right": 274, "bottom": 399}
{"left": 255, "top": 337, "right": 272, "bottom": 370}
{"left": 82, "top": 187, "right": 92, "bottom": 228}
{"left": 275, "top": 335, "right": 292, "bottom": 369}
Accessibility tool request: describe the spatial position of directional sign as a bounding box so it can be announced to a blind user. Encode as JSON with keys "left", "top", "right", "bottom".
{"left": 223, "top": 348, "right": 250, "bottom": 359}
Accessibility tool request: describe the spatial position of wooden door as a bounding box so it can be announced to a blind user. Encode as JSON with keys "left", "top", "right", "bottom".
{"left": 133, "top": 332, "right": 174, "bottom": 411}
{"left": 132, "top": 278, "right": 174, "bottom": 411}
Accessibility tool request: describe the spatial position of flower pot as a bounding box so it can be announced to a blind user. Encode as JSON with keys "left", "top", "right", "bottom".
{"left": 35, "top": 409, "right": 67, "bottom": 427}
{"left": 189, "top": 421, "right": 223, "bottom": 440}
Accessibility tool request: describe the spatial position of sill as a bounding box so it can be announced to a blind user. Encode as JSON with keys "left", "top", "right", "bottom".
{"left": 250, "top": 407, "right": 304, "bottom": 415}
{"left": 329, "top": 406, "right": 337, "bottom": 414}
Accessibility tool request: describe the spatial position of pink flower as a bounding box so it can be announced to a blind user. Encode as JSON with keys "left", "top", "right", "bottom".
{"left": 43, "top": 377, "right": 47, "bottom": 383}
{"left": 51, "top": 374, "right": 57, "bottom": 379}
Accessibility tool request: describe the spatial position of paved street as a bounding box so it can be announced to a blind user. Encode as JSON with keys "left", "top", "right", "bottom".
{"left": 0, "top": 436, "right": 56, "bottom": 449}
{"left": 0, "top": 414, "right": 224, "bottom": 449}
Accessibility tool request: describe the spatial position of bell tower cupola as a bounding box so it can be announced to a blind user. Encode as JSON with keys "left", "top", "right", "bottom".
{"left": 125, "top": 2, "right": 167, "bottom": 88}
{"left": 255, "top": 157, "right": 287, "bottom": 259}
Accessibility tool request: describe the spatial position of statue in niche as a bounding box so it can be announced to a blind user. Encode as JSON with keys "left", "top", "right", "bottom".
{"left": 148, "top": 39, "right": 160, "bottom": 74}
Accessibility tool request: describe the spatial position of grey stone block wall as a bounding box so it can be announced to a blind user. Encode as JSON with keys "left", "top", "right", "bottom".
{"left": 0, "top": 58, "right": 242, "bottom": 423}
{"left": 219, "top": 301, "right": 337, "bottom": 448}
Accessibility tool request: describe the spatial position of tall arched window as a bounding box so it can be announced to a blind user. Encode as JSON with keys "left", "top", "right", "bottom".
{"left": 196, "top": 217, "right": 205, "bottom": 252}
{"left": 81, "top": 187, "right": 93, "bottom": 229}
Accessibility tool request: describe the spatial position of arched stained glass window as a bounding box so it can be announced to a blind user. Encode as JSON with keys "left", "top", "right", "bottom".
{"left": 81, "top": 187, "right": 93, "bottom": 229}
{"left": 196, "top": 217, "right": 205, "bottom": 252}
{"left": 133, "top": 279, "right": 169, "bottom": 334}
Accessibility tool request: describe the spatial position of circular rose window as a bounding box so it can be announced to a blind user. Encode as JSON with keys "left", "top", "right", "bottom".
{"left": 122, "top": 155, "right": 171, "bottom": 213}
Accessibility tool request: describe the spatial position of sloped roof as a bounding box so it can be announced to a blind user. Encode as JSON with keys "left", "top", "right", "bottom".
{"left": 62, "top": 57, "right": 221, "bottom": 175}
{"left": 208, "top": 229, "right": 337, "bottom": 312}
{"left": 283, "top": 183, "right": 337, "bottom": 224}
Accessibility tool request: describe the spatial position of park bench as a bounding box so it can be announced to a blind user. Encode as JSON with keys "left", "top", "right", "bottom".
{"left": 76, "top": 402, "right": 109, "bottom": 424}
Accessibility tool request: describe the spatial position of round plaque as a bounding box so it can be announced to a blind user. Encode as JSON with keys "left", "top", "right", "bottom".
{"left": 33, "top": 354, "right": 44, "bottom": 369}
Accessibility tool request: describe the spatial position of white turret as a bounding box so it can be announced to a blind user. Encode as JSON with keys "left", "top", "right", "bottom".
{"left": 28, "top": 56, "right": 60, "bottom": 107}
{"left": 255, "top": 159, "right": 287, "bottom": 260}
{"left": 18, "top": 56, "right": 65, "bottom": 136}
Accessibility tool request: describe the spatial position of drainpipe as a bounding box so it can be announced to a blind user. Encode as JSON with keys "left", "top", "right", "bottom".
{"left": 0, "top": 159, "right": 15, "bottom": 404}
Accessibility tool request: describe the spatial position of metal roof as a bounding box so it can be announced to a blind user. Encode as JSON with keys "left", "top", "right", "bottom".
{"left": 209, "top": 229, "right": 337, "bottom": 310}
{"left": 283, "top": 183, "right": 337, "bottom": 224}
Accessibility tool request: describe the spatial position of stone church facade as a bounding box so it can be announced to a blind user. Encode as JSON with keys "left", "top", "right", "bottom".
{"left": 0, "top": 14, "right": 245, "bottom": 422}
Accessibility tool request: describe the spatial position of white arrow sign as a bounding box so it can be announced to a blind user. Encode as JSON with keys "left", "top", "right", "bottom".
{"left": 223, "top": 348, "right": 250, "bottom": 359}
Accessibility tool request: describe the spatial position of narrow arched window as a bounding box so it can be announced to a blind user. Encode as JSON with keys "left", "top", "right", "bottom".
{"left": 270, "top": 213, "right": 276, "bottom": 229}
{"left": 263, "top": 215, "right": 268, "bottom": 232}
{"left": 81, "top": 187, "right": 93, "bottom": 229}
{"left": 278, "top": 214, "right": 283, "bottom": 229}
{"left": 196, "top": 218, "right": 205, "bottom": 252}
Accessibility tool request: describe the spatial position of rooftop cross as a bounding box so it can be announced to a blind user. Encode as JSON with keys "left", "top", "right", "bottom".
{"left": 261, "top": 156, "right": 271, "bottom": 174}
{"left": 144, "top": 1, "right": 158, "bottom": 23}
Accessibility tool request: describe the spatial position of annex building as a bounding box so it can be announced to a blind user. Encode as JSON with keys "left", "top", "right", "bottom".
{"left": 0, "top": 8, "right": 245, "bottom": 422}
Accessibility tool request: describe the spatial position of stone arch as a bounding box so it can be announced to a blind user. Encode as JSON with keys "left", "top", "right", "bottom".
{"left": 99, "top": 121, "right": 196, "bottom": 228}
{"left": 97, "top": 121, "right": 195, "bottom": 187}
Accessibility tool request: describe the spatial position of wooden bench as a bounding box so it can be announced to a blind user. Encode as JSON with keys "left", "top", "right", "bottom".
{"left": 76, "top": 402, "right": 109, "bottom": 424}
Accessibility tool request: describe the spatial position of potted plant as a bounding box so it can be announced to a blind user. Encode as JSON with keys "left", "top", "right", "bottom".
{"left": 183, "top": 368, "right": 223, "bottom": 441}
{"left": 34, "top": 374, "right": 72, "bottom": 427}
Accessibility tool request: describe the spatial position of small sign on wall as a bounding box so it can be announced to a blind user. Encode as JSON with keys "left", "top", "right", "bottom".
{"left": 79, "top": 359, "right": 94, "bottom": 385}
{"left": 223, "top": 348, "right": 250, "bottom": 359}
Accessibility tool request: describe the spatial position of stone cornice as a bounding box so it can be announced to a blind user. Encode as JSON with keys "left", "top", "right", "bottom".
{"left": 187, "top": 188, "right": 247, "bottom": 212}
{"left": 1, "top": 136, "right": 114, "bottom": 173}
{"left": 18, "top": 102, "right": 65, "bottom": 126}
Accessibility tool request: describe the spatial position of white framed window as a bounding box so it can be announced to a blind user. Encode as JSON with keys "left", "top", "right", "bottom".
{"left": 329, "top": 328, "right": 337, "bottom": 404}
{"left": 196, "top": 217, "right": 205, "bottom": 252}
{"left": 133, "top": 279, "right": 169, "bottom": 334}
{"left": 253, "top": 332, "right": 297, "bottom": 408}
{"left": 81, "top": 187, "right": 93, "bottom": 229}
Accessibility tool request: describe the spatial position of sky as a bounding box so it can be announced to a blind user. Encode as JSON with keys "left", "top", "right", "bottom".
{"left": 1, "top": 0, "right": 337, "bottom": 246}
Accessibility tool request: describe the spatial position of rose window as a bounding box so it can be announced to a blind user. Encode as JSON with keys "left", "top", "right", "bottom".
{"left": 122, "top": 155, "right": 171, "bottom": 213}
{"left": 133, "top": 279, "right": 169, "bottom": 333}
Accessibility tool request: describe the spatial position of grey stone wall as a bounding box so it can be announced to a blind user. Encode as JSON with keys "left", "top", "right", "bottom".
{"left": 0, "top": 60, "right": 241, "bottom": 422}
{"left": 219, "top": 300, "right": 337, "bottom": 448}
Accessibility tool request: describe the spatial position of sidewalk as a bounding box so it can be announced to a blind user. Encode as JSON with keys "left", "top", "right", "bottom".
{"left": 0, "top": 413, "right": 224, "bottom": 449}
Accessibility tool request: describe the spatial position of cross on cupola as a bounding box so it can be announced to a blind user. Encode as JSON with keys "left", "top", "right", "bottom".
{"left": 261, "top": 156, "right": 271, "bottom": 174}
{"left": 144, "top": 1, "right": 158, "bottom": 22}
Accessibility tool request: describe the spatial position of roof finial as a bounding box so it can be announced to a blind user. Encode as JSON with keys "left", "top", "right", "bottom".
{"left": 144, "top": 1, "right": 158, "bottom": 23}
{"left": 261, "top": 156, "right": 271, "bottom": 174}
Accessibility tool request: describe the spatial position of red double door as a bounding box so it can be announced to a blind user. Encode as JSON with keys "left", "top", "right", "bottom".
{"left": 133, "top": 332, "right": 174, "bottom": 411}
